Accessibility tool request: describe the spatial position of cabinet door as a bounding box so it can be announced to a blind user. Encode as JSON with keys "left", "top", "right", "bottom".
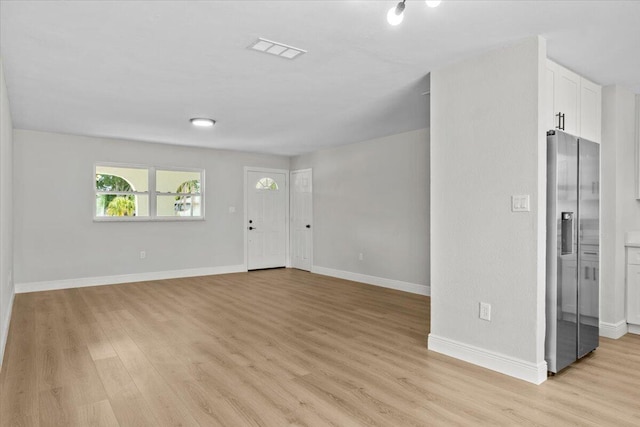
{"left": 544, "top": 60, "right": 557, "bottom": 132}
{"left": 580, "top": 78, "right": 602, "bottom": 143}
{"left": 635, "top": 96, "right": 640, "bottom": 199}
{"left": 555, "top": 65, "right": 581, "bottom": 135}
{"left": 628, "top": 264, "right": 640, "bottom": 325}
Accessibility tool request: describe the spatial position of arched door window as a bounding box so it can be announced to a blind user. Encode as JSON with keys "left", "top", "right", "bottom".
{"left": 255, "top": 177, "right": 279, "bottom": 190}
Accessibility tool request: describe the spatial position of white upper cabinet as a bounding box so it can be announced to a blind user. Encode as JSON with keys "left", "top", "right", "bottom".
{"left": 545, "top": 59, "right": 602, "bottom": 143}
{"left": 555, "top": 63, "right": 581, "bottom": 135}
{"left": 579, "top": 78, "right": 602, "bottom": 143}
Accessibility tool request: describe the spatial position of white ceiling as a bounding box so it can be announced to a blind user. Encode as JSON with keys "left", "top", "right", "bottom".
{"left": 1, "top": 1, "right": 639, "bottom": 156}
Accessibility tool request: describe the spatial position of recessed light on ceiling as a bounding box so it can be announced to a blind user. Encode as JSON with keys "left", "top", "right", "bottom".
{"left": 249, "top": 38, "right": 306, "bottom": 60}
{"left": 190, "top": 118, "right": 216, "bottom": 128}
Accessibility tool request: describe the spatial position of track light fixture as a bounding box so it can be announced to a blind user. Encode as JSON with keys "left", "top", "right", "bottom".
{"left": 387, "top": 1, "right": 406, "bottom": 26}
{"left": 387, "top": 0, "right": 442, "bottom": 26}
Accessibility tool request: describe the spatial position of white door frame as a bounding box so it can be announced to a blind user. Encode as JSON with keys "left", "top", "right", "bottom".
{"left": 290, "top": 168, "right": 313, "bottom": 271}
{"left": 244, "top": 166, "right": 290, "bottom": 270}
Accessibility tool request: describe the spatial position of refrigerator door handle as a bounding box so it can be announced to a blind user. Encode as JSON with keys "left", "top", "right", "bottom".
{"left": 561, "top": 212, "right": 574, "bottom": 255}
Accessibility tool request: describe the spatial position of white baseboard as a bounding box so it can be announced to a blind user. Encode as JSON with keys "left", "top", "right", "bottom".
{"left": 311, "top": 266, "right": 430, "bottom": 296}
{"left": 599, "top": 320, "right": 628, "bottom": 339}
{"left": 427, "top": 333, "right": 548, "bottom": 385}
{"left": 15, "top": 264, "right": 246, "bottom": 294}
{"left": 1, "top": 287, "right": 15, "bottom": 369}
{"left": 628, "top": 324, "right": 640, "bottom": 335}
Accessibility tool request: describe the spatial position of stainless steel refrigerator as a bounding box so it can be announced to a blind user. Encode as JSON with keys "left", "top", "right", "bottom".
{"left": 546, "top": 130, "right": 600, "bottom": 374}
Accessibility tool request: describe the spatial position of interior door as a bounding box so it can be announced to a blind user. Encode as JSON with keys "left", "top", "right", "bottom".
{"left": 247, "top": 170, "right": 287, "bottom": 270}
{"left": 291, "top": 169, "right": 312, "bottom": 271}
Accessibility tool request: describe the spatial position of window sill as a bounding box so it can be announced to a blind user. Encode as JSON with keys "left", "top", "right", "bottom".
{"left": 93, "top": 217, "right": 205, "bottom": 223}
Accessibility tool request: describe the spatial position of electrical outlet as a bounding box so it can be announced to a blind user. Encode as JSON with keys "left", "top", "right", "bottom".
{"left": 140, "top": 250, "right": 146, "bottom": 260}
{"left": 479, "top": 302, "right": 491, "bottom": 321}
{"left": 358, "top": 253, "right": 364, "bottom": 261}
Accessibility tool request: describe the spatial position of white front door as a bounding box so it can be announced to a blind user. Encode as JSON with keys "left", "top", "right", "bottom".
{"left": 246, "top": 170, "right": 287, "bottom": 270}
{"left": 291, "top": 169, "right": 312, "bottom": 271}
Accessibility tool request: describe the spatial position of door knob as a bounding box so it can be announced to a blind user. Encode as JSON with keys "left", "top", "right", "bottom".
{"left": 306, "top": 224, "right": 311, "bottom": 228}
{"left": 249, "top": 226, "right": 255, "bottom": 230}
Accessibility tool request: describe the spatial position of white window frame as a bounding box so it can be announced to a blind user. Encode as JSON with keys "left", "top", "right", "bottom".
{"left": 94, "top": 162, "right": 205, "bottom": 222}
{"left": 154, "top": 166, "right": 205, "bottom": 221}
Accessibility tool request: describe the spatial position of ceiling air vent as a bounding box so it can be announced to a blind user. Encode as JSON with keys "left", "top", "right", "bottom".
{"left": 248, "top": 38, "right": 306, "bottom": 60}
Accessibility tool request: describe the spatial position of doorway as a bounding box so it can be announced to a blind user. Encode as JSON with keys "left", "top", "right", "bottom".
{"left": 245, "top": 168, "right": 288, "bottom": 270}
{"left": 290, "top": 169, "right": 313, "bottom": 271}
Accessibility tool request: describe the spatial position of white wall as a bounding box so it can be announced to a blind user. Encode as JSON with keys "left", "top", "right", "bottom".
{"left": 600, "top": 85, "right": 640, "bottom": 337}
{"left": 428, "top": 37, "right": 548, "bottom": 384}
{"left": 13, "top": 130, "right": 289, "bottom": 289}
{"left": 290, "top": 128, "right": 429, "bottom": 294}
{"left": 0, "top": 58, "right": 15, "bottom": 367}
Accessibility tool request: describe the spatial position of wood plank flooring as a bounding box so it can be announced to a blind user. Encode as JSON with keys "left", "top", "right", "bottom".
{"left": 1, "top": 268, "right": 639, "bottom": 426}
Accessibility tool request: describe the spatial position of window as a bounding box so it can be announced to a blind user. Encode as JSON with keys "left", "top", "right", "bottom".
{"left": 95, "top": 165, "right": 149, "bottom": 218}
{"left": 95, "top": 163, "right": 204, "bottom": 221}
{"left": 255, "top": 177, "right": 279, "bottom": 190}
{"left": 156, "top": 169, "right": 202, "bottom": 217}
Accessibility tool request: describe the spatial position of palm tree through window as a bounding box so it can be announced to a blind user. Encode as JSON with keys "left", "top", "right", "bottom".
{"left": 174, "top": 179, "right": 201, "bottom": 216}
{"left": 95, "top": 174, "right": 137, "bottom": 216}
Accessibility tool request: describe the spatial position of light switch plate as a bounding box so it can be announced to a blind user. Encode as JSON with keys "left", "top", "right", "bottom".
{"left": 511, "top": 195, "right": 530, "bottom": 212}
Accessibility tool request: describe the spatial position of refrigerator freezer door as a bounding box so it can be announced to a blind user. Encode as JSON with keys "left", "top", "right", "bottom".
{"left": 546, "top": 131, "right": 579, "bottom": 373}
{"left": 578, "top": 138, "right": 600, "bottom": 358}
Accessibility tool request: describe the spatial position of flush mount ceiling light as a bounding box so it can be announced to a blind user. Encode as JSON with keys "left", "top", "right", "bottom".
{"left": 190, "top": 118, "right": 216, "bottom": 128}
{"left": 387, "top": 0, "right": 442, "bottom": 25}
{"left": 249, "top": 37, "right": 307, "bottom": 60}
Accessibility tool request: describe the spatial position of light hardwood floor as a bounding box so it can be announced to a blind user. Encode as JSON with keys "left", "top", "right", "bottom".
{"left": 1, "top": 269, "right": 639, "bottom": 426}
